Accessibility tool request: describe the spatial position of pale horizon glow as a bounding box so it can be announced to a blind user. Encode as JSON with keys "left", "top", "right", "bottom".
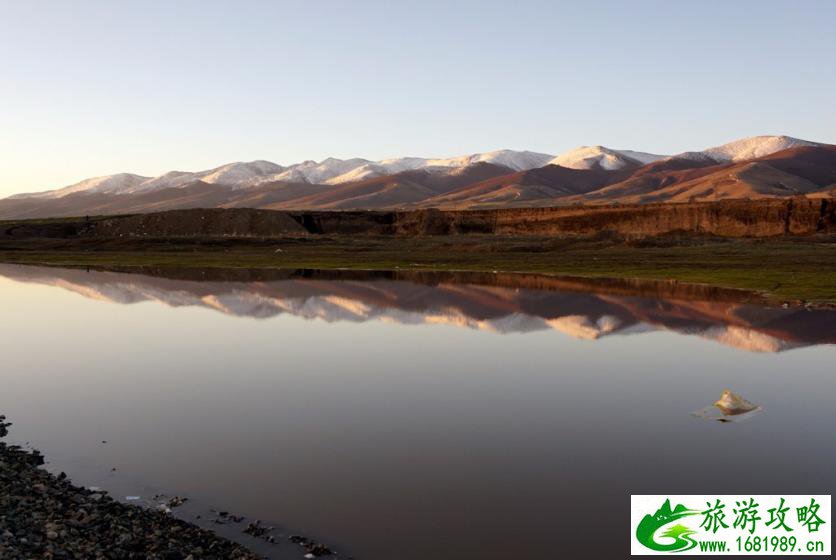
{"left": 1, "top": 0, "right": 835, "bottom": 197}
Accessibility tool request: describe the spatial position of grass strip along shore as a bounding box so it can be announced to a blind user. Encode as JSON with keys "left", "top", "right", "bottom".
{"left": 1, "top": 234, "right": 834, "bottom": 305}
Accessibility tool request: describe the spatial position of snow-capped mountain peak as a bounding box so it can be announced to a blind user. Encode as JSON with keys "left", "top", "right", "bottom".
{"left": 548, "top": 146, "right": 667, "bottom": 171}
{"left": 199, "top": 160, "right": 285, "bottom": 186}
{"left": 423, "top": 149, "right": 554, "bottom": 171}
{"left": 699, "top": 135, "right": 819, "bottom": 162}
{"left": 121, "top": 160, "right": 287, "bottom": 194}
{"left": 258, "top": 151, "right": 552, "bottom": 186}
{"left": 673, "top": 135, "right": 820, "bottom": 164}
{"left": 264, "top": 157, "right": 375, "bottom": 185}
{"left": 10, "top": 173, "right": 151, "bottom": 199}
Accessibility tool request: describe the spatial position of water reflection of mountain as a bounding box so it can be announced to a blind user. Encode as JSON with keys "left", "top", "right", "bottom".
{"left": 1, "top": 264, "right": 833, "bottom": 353}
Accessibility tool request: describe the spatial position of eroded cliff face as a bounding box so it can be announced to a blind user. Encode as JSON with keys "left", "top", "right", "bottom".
{"left": 2, "top": 198, "right": 833, "bottom": 239}
{"left": 389, "top": 198, "right": 834, "bottom": 237}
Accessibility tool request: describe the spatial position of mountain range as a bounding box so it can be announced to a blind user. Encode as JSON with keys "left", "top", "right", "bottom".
{"left": 2, "top": 135, "right": 834, "bottom": 219}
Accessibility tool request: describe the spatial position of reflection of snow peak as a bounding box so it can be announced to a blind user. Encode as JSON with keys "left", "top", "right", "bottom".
{"left": 545, "top": 315, "right": 622, "bottom": 339}
{"left": 701, "top": 326, "right": 799, "bottom": 353}
{"left": 0, "top": 264, "right": 828, "bottom": 353}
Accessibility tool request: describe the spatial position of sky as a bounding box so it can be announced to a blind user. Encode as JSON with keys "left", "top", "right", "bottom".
{"left": 1, "top": 0, "right": 835, "bottom": 197}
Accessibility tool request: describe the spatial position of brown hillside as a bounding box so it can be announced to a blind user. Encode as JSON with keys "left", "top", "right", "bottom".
{"left": 419, "top": 164, "right": 629, "bottom": 208}
{"left": 265, "top": 162, "right": 514, "bottom": 210}
{"left": 575, "top": 145, "right": 836, "bottom": 205}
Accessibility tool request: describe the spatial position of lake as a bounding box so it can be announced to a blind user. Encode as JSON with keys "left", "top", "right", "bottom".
{"left": 1, "top": 263, "right": 834, "bottom": 558}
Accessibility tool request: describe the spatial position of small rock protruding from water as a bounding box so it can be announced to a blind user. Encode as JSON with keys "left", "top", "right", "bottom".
{"left": 713, "top": 388, "right": 758, "bottom": 415}
{"left": 166, "top": 496, "right": 188, "bottom": 508}
{"left": 0, "top": 415, "right": 11, "bottom": 438}
{"left": 692, "top": 388, "right": 763, "bottom": 423}
{"left": 243, "top": 520, "right": 268, "bottom": 537}
{"left": 290, "top": 534, "right": 334, "bottom": 556}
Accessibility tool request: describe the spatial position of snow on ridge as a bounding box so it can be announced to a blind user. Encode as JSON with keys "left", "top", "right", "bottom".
{"left": 700, "top": 135, "right": 819, "bottom": 162}
{"left": 318, "top": 150, "right": 553, "bottom": 185}
{"left": 616, "top": 149, "right": 667, "bottom": 165}
{"left": 200, "top": 160, "right": 285, "bottom": 186}
{"left": 548, "top": 146, "right": 666, "bottom": 170}
{"left": 421, "top": 149, "right": 554, "bottom": 171}
{"left": 672, "top": 135, "right": 820, "bottom": 164}
{"left": 10, "top": 173, "right": 151, "bottom": 200}
{"left": 262, "top": 158, "right": 375, "bottom": 185}
{"left": 8, "top": 150, "right": 558, "bottom": 200}
{"left": 131, "top": 160, "right": 287, "bottom": 193}
{"left": 129, "top": 170, "right": 200, "bottom": 193}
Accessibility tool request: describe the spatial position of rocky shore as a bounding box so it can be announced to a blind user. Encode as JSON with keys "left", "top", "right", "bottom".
{"left": 0, "top": 415, "right": 264, "bottom": 559}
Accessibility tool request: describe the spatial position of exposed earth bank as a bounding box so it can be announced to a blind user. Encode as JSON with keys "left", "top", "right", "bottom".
{"left": 2, "top": 198, "right": 834, "bottom": 240}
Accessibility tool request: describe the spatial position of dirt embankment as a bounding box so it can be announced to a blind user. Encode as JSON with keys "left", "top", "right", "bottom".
{"left": 2, "top": 198, "right": 833, "bottom": 240}
{"left": 392, "top": 197, "right": 835, "bottom": 237}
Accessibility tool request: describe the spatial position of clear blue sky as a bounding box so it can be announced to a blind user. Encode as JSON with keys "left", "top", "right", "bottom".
{"left": 1, "top": 0, "right": 834, "bottom": 196}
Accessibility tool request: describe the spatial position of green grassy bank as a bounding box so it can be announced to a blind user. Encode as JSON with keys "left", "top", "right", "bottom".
{"left": 1, "top": 235, "right": 834, "bottom": 304}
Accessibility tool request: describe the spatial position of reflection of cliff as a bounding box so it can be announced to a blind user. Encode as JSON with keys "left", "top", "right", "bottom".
{"left": 1, "top": 264, "right": 833, "bottom": 353}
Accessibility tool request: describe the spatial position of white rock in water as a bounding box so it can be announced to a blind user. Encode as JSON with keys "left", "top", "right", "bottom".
{"left": 692, "top": 389, "right": 762, "bottom": 423}
{"left": 714, "top": 389, "right": 758, "bottom": 415}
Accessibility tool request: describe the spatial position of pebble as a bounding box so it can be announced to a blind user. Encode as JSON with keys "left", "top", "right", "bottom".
{"left": 0, "top": 413, "right": 264, "bottom": 559}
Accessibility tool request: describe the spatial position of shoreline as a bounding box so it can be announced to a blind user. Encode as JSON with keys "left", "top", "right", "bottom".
{"left": 1, "top": 233, "right": 835, "bottom": 304}
{"left": 1, "top": 204, "right": 834, "bottom": 305}
{"left": 2, "top": 259, "right": 834, "bottom": 310}
{"left": 0, "top": 415, "right": 340, "bottom": 559}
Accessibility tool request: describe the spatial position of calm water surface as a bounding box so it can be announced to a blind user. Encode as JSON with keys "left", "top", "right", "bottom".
{"left": 1, "top": 264, "right": 834, "bottom": 559}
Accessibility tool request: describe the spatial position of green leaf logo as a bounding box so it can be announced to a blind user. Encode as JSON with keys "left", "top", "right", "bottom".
{"left": 636, "top": 499, "right": 700, "bottom": 552}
